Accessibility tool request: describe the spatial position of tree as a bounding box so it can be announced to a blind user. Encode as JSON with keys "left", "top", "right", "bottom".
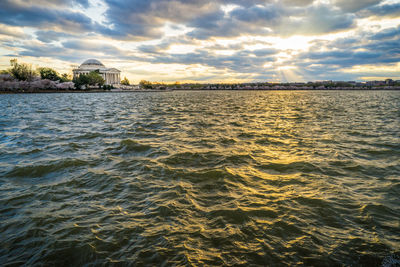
{"left": 87, "top": 71, "right": 105, "bottom": 86}
{"left": 173, "top": 81, "right": 181, "bottom": 89}
{"left": 38, "top": 67, "right": 60, "bottom": 81}
{"left": 60, "top": 73, "right": 71, "bottom": 82}
{"left": 73, "top": 71, "right": 105, "bottom": 89}
{"left": 139, "top": 80, "right": 153, "bottom": 89}
{"left": 121, "top": 77, "right": 130, "bottom": 85}
{"left": 9, "top": 59, "right": 37, "bottom": 81}
{"left": 73, "top": 74, "right": 90, "bottom": 89}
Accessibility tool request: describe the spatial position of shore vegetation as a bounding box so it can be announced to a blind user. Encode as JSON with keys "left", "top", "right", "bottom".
{"left": 9, "top": 59, "right": 37, "bottom": 81}
{"left": 0, "top": 59, "right": 115, "bottom": 92}
{"left": 73, "top": 71, "right": 105, "bottom": 89}
{"left": 121, "top": 77, "right": 130, "bottom": 85}
{"left": 0, "top": 59, "right": 75, "bottom": 92}
{"left": 38, "top": 67, "right": 70, "bottom": 83}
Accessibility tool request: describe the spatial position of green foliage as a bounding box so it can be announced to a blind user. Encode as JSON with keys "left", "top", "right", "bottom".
{"left": 87, "top": 71, "right": 105, "bottom": 87}
{"left": 139, "top": 80, "right": 153, "bottom": 89}
{"left": 60, "top": 73, "right": 71, "bottom": 82}
{"left": 102, "top": 84, "right": 114, "bottom": 90}
{"left": 173, "top": 81, "right": 181, "bottom": 89}
{"left": 73, "top": 71, "right": 105, "bottom": 89}
{"left": 121, "top": 77, "right": 130, "bottom": 85}
{"left": 9, "top": 59, "right": 37, "bottom": 81}
{"left": 156, "top": 83, "right": 166, "bottom": 90}
{"left": 73, "top": 74, "right": 90, "bottom": 89}
{"left": 0, "top": 69, "right": 9, "bottom": 74}
{"left": 38, "top": 67, "right": 60, "bottom": 81}
{"left": 335, "top": 82, "right": 352, "bottom": 87}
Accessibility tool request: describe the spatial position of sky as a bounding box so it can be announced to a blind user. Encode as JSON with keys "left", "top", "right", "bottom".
{"left": 0, "top": 0, "right": 399, "bottom": 83}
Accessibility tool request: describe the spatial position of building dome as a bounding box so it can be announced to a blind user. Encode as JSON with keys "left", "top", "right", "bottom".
{"left": 73, "top": 59, "right": 121, "bottom": 85}
{"left": 80, "top": 59, "right": 105, "bottom": 68}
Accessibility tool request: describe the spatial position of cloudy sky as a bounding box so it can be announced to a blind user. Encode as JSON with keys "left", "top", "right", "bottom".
{"left": 0, "top": 0, "right": 399, "bottom": 83}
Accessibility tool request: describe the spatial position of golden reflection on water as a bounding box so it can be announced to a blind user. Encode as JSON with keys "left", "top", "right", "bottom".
{"left": 0, "top": 91, "right": 399, "bottom": 265}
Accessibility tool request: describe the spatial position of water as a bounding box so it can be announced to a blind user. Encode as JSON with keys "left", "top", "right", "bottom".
{"left": 0, "top": 91, "right": 399, "bottom": 266}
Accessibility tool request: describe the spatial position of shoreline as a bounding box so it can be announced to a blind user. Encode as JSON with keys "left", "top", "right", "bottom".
{"left": 0, "top": 89, "right": 170, "bottom": 94}
{"left": 1, "top": 88, "right": 400, "bottom": 94}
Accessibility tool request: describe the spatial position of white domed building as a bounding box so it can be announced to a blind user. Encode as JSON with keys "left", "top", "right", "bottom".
{"left": 72, "top": 59, "right": 121, "bottom": 85}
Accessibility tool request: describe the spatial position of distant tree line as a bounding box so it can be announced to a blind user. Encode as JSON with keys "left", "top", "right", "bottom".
{"left": 139, "top": 80, "right": 168, "bottom": 90}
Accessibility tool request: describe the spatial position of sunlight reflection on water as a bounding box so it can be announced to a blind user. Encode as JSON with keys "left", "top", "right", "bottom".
{"left": 0, "top": 90, "right": 399, "bottom": 265}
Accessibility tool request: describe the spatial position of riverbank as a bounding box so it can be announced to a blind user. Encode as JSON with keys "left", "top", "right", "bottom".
{"left": 0, "top": 89, "right": 171, "bottom": 94}
{"left": 2, "top": 87, "right": 400, "bottom": 94}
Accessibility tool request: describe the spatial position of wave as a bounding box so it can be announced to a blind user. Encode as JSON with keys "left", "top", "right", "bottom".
{"left": 0, "top": 91, "right": 399, "bottom": 266}
{"left": 5, "top": 158, "right": 88, "bottom": 178}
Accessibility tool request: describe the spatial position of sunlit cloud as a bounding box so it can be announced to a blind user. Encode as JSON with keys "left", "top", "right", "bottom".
{"left": 0, "top": 0, "right": 399, "bottom": 82}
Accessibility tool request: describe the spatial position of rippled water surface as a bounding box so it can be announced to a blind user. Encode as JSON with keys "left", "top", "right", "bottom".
{"left": 0, "top": 91, "right": 399, "bottom": 266}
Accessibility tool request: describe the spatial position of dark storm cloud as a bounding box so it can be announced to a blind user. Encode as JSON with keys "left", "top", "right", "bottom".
{"left": 363, "top": 39, "right": 400, "bottom": 55}
{"left": 16, "top": 39, "right": 144, "bottom": 62}
{"left": 186, "top": 4, "right": 284, "bottom": 39}
{"left": 305, "top": 51, "right": 397, "bottom": 67}
{"left": 188, "top": 10, "right": 225, "bottom": 29}
{"left": 137, "top": 45, "right": 166, "bottom": 55}
{"left": 0, "top": 0, "right": 372, "bottom": 41}
{"left": 18, "top": 42, "right": 83, "bottom": 62}
{"left": 0, "top": 0, "right": 95, "bottom": 32}
{"left": 362, "top": 3, "right": 400, "bottom": 18}
{"left": 230, "top": 4, "right": 281, "bottom": 23}
{"left": 98, "top": 0, "right": 399, "bottom": 41}
{"left": 370, "top": 26, "right": 400, "bottom": 40}
{"left": 99, "top": 0, "right": 223, "bottom": 39}
{"left": 295, "top": 33, "right": 400, "bottom": 70}
{"left": 252, "top": 48, "right": 279, "bottom": 57}
{"left": 23, "top": 0, "right": 90, "bottom": 8}
{"left": 61, "top": 40, "right": 146, "bottom": 61}
{"left": 35, "top": 31, "right": 72, "bottom": 43}
{"left": 186, "top": 3, "right": 357, "bottom": 39}
{"left": 332, "top": 0, "right": 382, "bottom": 12}
{"left": 98, "top": 0, "right": 303, "bottom": 39}
{"left": 150, "top": 48, "right": 277, "bottom": 74}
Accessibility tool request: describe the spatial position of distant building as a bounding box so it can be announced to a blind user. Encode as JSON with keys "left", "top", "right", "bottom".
{"left": 366, "top": 80, "right": 385, "bottom": 86}
{"left": 385, "top": 79, "right": 393, "bottom": 85}
{"left": 73, "top": 59, "right": 121, "bottom": 85}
